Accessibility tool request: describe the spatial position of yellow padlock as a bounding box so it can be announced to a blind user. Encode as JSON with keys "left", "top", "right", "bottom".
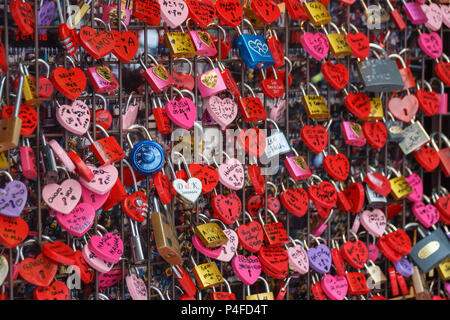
{"left": 20, "top": 64, "right": 40, "bottom": 107}
{"left": 164, "top": 28, "right": 196, "bottom": 59}
{"left": 367, "top": 97, "right": 384, "bottom": 120}
{"left": 190, "top": 256, "right": 224, "bottom": 290}
{"left": 246, "top": 277, "right": 274, "bottom": 300}
{"left": 303, "top": 0, "right": 332, "bottom": 26}
{"left": 388, "top": 166, "right": 413, "bottom": 200}
{"left": 321, "top": 23, "right": 352, "bottom": 57}
{"left": 437, "top": 257, "right": 450, "bottom": 280}
{"left": 194, "top": 214, "right": 229, "bottom": 248}
{"left": 301, "top": 83, "right": 329, "bottom": 120}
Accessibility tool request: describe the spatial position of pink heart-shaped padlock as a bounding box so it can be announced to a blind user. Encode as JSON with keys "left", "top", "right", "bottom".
{"left": 231, "top": 254, "right": 261, "bottom": 285}
{"left": 368, "top": 243, "right": 380, "bottom": 262}
{"left": 421, "top": 3, "right": 443, "bottom": 31}
{"left": 126, "top": 274, "right": 147, "bottom": 300}
{"left": 287, "top": 243, "right": 309, "bottom": 274}
{"left": 56, "top": 100, "right": 90, "bottom": 135}
{"left": 88, "top": 232, "right": 123, "bottom": 264}
{"left": 192, "top": 235, "right": 222, "bottom": 259}
{"left": 412, "top": 201, "right": 440, "bottom": 228}
{"left": 300, "top": 31, "right": 329, "bottom": 61}
{"left": 56, "top": 203, "right": 95, "bottom": 237}
{"left": 388, "top": 95, "right": 419, "bottom": 122}
{"left": 418, "top": 32, "right": 443, "bottom": 59}
{"left": 158, "top": 0, "right": 189, "bottom": 28}
{"left": 98, "top": 268, "right": 122, "bottom": 290}
{"left": 118, "top": 104, "right": 138, "bottom": 130}
{"left": 270, "top": 99, "right": 286, "bottom": 123}
{"left": 405, "top": 173, "right": 423, "bottom": 203}
{"left": 79, "top": 165, "right": 118, "bottom": 195}
{"left": 42, "top": 179, "right": 82, "bottom": 214}
{"left": 0, "top": 180, "right": 28, "bottom": 218}
{"left": 82, "top": 244, "right": 114, "bottom": 273}
{"left": 321, "top": 274, "right": 348, "bottom": 300}
{"left": 360, "top": 209, "right": 386, "bottom": 238}
{"left": 205, "top": 96, "right": 238, "bottom": 130}
{"left": 218, "top": 158, "right": 244, "bottom": 190}
{"left": 216, "top": 229, "right": 238, "bottom": 262}
{"left": 165, "top": 97, "right": 196, "bottom": 130}
{"left": 442, "top": 5, "right": 450, "bottom": 28}
{"left": 80, "top": 185, "right": 110, "bottom": 211}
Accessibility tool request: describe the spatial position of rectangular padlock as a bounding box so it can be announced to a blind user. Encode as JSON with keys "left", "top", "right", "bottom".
{"left": 398, "top": 121, "right": 430, "bottom": 155}
{"left": 194, "top": 222, "right": 229, "bottom": 248}
{"left": 192, "top": 261, "right": 224, "bottom": 290}
{"left": 263, "top": 130, "right": 291, "bottom": 160}
{"left": 87, "top": 66, "right": 119, "bottom": 93}
{"left": 197, "top": 65, "right": 227, "bottom": 98}
{"left": 341, "top": 121, "right": 367, "bottom": 147}
{"left": 164, "top": 31, "right": 197, "bottom": 59}
{"left": 188, "top": 30, "right": 217, "bottom": 57}
{"left": 367, "top": 97, "right": 384, "bottom": 120}
{"left": 302, "top": 94, "right": 329, "bottom": 119}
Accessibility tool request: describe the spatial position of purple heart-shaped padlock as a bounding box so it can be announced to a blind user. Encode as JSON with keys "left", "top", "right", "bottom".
{"left": 37, "top": 0, "right": 56, "bottom": 35}
{"left": 0, "top": 180, "right": 28, "bottom": 218}
{"left": 393, "top": 257, "right": 414, "bottom": 277}
{"left": 307, "top": 244, "right": 332, "bottom": 274}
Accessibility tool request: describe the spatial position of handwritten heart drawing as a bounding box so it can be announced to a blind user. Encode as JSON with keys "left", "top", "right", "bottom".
{"left": 126, "top": 274, "right": 147, "bottom": 300}
{"left": 287, "top": 243, "right": 309, "bottom": 274}
{"left": 416, "top": 89, "right": 440, "bottom": 116}
{"left": 321, "top": 274, "right": 348, "bottom": 300}
{"left": 88, "top": 232, "right": 123, "bottom": 264}
{"left": 34, "top": 281, "right": 69, "bottom": 300}
{"left": 418, "top": 32, "right": 443, "bottom": 59}
{"left": 308, "top": 181, "right": 337, "bottom": 209}
{"left": 19, "top": 253, "right": 57, "bottom": 287}
{"left": 166, "top": 97, "right": 196, "bottom": 130}
{"left": 111, "top": 30, "right": 139, "bottom": 63}
{"left": 79, "top": 165, "right": 118, "bottom": 195}
{"left": 237, "top": 221, "right": 264, "bottom": 253}
{"left": 280, "top": 188, "right": 309, "bottom": 218}
{"left": 159, "top": 0, "right": 188, "bottom": 28}
{"left": 0, "top": 180, "right": 28, "bottom": 218}
{"left": 0, "top": 216, "right": 28, "bottom": 248}
{"left": 405, "top": 173, "right": 423, "bottom": 203}
{"left": 257, "top": 246, "right": 289, "bottom": 274}
{"left": 56, "top": 203, "right": 95, "bottom": 237}
{"left": 56, "top": 100, "right": 90, "bottom": 135}
{"left": 360, "top": 209, "right": 386, "bottom": 237}
{"left": 412, "top": 201, "right": 440, "bottom": 228}
{"left": 99, "top": 268, "right": 122, "bottom": 290}
{"left": 79, "top": 26, "right": 115, "bottom": 59}
{"left": 42, "top": 179, "right": 82, "bottom": 215}
{"left": 172, "top": 177, "right": 202, "bottom": 203}
{"left": 248, "top": 39, "right": 270, "bottom": 56}
{"left": 81, "top": 185, "right": 110, "bottom": 211}
{"left": 344, "top": 92, "right": 371, "bottom": 120}
{"left": 362, "top": 121, "right": 388, "bottom": 150}
{"left": 206, "top": 96, "right": 237, "bottom": 130}
{"left": 413, "top": 146, "right": 440, "bottom": 172}
{"left": 307, "top": 243, "right": 332, "bottom": 274}
{"left": 216, "top": 0, "right": 243, "bottom": 27}
{"left": 323, "top": 153, "right": 350, "bottom": 182}
{"left": 300, "top": 32, "right": 329, "bottom": 61}
{"left": 1, "top": 104, "right": 38, "bottom": 137}
{"left": 212, "top": 193, "right": 241, "bottom": 225}
{"left": 300, "top": 124, "right": 328, "bottom": 154}
{"left": 388, "top": 95, "right": 419, "bottom": 122}
{"left": 364, "top": 172, "right": 391, "bottom": 197}
{"left": 237, "top": 128, "right": 266, "bottom": 158}
{"left": 421, "top": 3, "right": 443, "bottom": 31}
{"left": 188, "top": 163, "right": 218, "bottom": 194}
{"left": 218, "top": 158, "right": 244, "bottom": 190}
{"left": 321, "top": 61, "right": 349, "bottom": 91}
{"left": 185, "top": 0, "right": 215, "bottom": 28}
{"left": 346, "top": 32, "right": 370, "bottom": 60}
{"left": 231, "top": 254, "right": 261, "bottom": 285}
{"left": 51, "top": 67, "right": 86, "bottom": 100}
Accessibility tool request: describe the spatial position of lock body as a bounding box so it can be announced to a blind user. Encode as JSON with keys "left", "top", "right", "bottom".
{"left": 263, "top": 131, "right": 291, "bottom": 159}
{"left": 302, "top": 95, "right": 329, "bottom": 119}
{"left": 194, "top": 222, "right": 229, "bottom": 248}
{"left": 409, "top": 228, "right": 450, "bottom": 273}
{"left": 341, "top": 121, "right": 367, "bottom": 147}
{"left": 235, "top": 34, "right": 274, "bottom": 69}
{"left": 130, "top": 140, "right": 165, "bottom": 175}
{"left": 284, "top": 156, "right": 312, "bottom": 180}
{"left": 87, "top": 66, "right": 119, "bottom": 93}
{"left": 142, "top": 64, "right": 174, "bottom": 93}
{"left": 398, "top": 121, "right": 429, "bottom": 155}
{"left": 246, "top": 292, "right": 274, "bottom": 300}
{"left": 197, "top": 68, "right": 227, "bottom": 98}
{"left": 90, "top": 136, "right": 126, "bottom": 165}
{"left": 192, "top": 262, "right": 224, "bottom": 290}
{"left": 403, "top": 2, "right": 428, "bottom": 24}
{"left": 438, "top": 147, "right": 450, "bottom": 177}
{"left": 238, "top": 97, "right": 267, "bottom": 122}
{"left": 151, "top": 211, "right": 182, "bottom": 265}
{"left": 102, "top": 4, "right": 131, "bottom": 26}
{"left": 389, "top": 176, "right": 413, "bottom": 200}
{"left": 262, "top": 222, "right": 289, "bottom": 247}
{"left": 164, "top": 32, "right": 196, "bottom": 58}
{"left": 19, "top": 144, "right": 37, "bottom": 179}
{"left": 189, "top": 31, "right": 217, "bottom": 57}
{"left": 327, "top": 33, "right": 352, "bottom": 57}
{"left": 153, "top": 108, "right": 172, "bottom": 134}
{"left": 365, "top": 185, "right": 387, "bottom": 208}
{"left": 357, "top": 58, "right": 404, "bottom": 92}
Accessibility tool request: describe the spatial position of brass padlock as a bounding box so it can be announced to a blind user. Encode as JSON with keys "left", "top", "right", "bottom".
{"left": 303, "top": 0, "right": 332, "bottom": 26}
{"left": 387, "top": 166, "right": 413, "bottom": 200}
{"left": 437, "top": 257, "right": 450, "bottom": 280}
{"left": 194, "top": 215, "right": 229, "bottom": 248}
{"left": 190, "top": 255, "right": 224, "bottom": 290}
{"left": 321, "top": 23, "right": 352, "bottom": 57}
{"left": 367, "top": 96, "right": 384, "bottom": 120}
{"left": 0, "top": 72, "right": 23, "bottom": 152}
{"left": 246, "top": 276, "right": 274, "bottom": 300}
{"left": 301, "top": 83, "right": 329, "bottom": 120}
{"left": 164, "top": 27, "right": 196, "bottom": 59}
{"left": 19, "top": 63, "right": 40, "bottom": 107}
{"left": 151, "top": 197, "right": 182, "bottom": 265}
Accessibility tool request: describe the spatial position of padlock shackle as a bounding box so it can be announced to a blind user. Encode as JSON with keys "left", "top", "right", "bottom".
{"left": 31, "top": 58, "right": 51, "bottom": 78}
{"left": 265, "top": 118, "right": 281, "bottom": 132}
{"left": 0, "top": 170, "right": 13, "bottom": 182}
{"left": 56, "top": 165, "right": 70, "bottom": 180}
{"left": 388, "top": 54, "right": 407, "bottom": 69}
{"left": 300, "top": 82, "right": 319, "bottom": 96}
{"left": 41, "top": 235, "right": 54, "bottom": 243}
{"left": 0, "top": 76, "right": 6, "bottom": 105}
{"left": 15, "top": 72, "right": 24, "bottom": 118}
{"left": 206, "top": 23, "right": 227, "bottom": 42}
{"left": 247, "top": 276, "right": 270, "bottom": 296}
{"left": 368, "top": 43, "right": 388, "bottom": 59}
{"left": 173, "top": 58, "right": 193, "bottom": 76}
{"left": 93, "top": 17, "right": 108, "bottom": 29}
{"left": 122, "top": 159, "right": 138, "bottom": 192}
{"left": 209, "top": 218, "right": 227, "bottom": 230}
{"left": 125, "top": 92, "right": 136, "bottom": 113}
{"left": 94, "top": 93, "right": 107, "bottom": 110}
{"left": 139, "top": 53, "right": 159, "bottom": 69}
{"left": 64, "top": 55, "right": 77, "bottom": 69}
{"left": 239, "top": 19, "right": 257, "bottom": 36}
{"left": 430, "top": 131, "right": 450, "bottom": 150}
{"left": 266, "top": 181, "right": 278, "bottom": 197}
{"left": 126, "top": 124, "right": 153, "bottom": 149}
{"left": 197, "top": 56, "right": 216, "bottom": 72}
{"left": 386, "top": 165, "right": 401, "bottom": 177}
{"left": 429, "top": 77, "right": 445, "bottom": 93}
{"left": 328, "top": 22, "right": 341, "bottom": 35}
{"left": 416, "top": 79, "right": 433, "bottom": 92}
{"left": 257, "top": 208, "right": 278, "bottom": 225}
{"left": 180, "top": 89, "right": 195, "bottom": 103}
{"left": 149, "top": 286, "right": 165, "bottom": 300}
{"left": 173, "top": 151, "right": 192, "bottom": 178}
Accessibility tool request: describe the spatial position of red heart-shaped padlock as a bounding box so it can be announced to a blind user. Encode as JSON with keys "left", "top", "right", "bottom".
{"left": 284, "top": 0, "right": 309, "bottom": 20}
{"left": 323, "top": 153, "right": 350, "bottom": 182}
{"left": 377, "top": 235, "right": 403, "bottom": 262}
{"left": 344, "top": 92, "right": 371, "bottom": 120}
{"left": 34, "top": 281, "right": 69, "bottom": 300}
{"left": 19, "top": 253, "right": 58, "bottom": 287}
{"left": 122, "top": 191, "right": 148, "bottom": 223}
{"left": 237, "top": 220, "right": 264, "bottom": 253}
{"left": 38, "top": 76, "right": 54, "bottom": 98}
{"left": 346, "top": 32, "right": 370, "bottom": 60}
{"left": 185, "top": 0, "right": 216, "bottom": 28}
{"left": 247, "top": 194, "right": 264, "bottom": 217}
{"left": 385, "top": 229, "right": 412, "bottom": 256}
{"left": 308, "top": 181, "right": 337, "bottom": 209}
{"left": 344, "top": 182, "right": 365, "bottom": 213}
{"left": 189, "top": 163, "right": 219, "bottom": 194}
{"left": 42, "top": 241, "right": 76, "bottom": 266}
{"left": 51, "top": 67, "right": 86, "bottom": 100}
{"left": 267, "top": 196, "right": 280, "bottom": 214}
{"left": 364, "top": 172, "right": 391, "bottom": 197}
{"left": 261, "top": 77, "right": 285, "bottom": 98}
{"left": 321, "top": 61, "right": 349, "bottom": 91}
{"left": 0, "top": 216, "right": 29, "bottom": 248}
{"left": 434, "top": 61, "right": 450, "bottom": 86}
{"left": 215, "top": 0, "right": 243, "bottom": 27}
{"left": 316, "top": 204, "right": 331, "bottom": 219}
{"left": 0, "top": 41, "right": 7, "bottom": 73}
{"left": 251, "top": 0, "right": 280, "bottom": 24}
{"left": 413, "top": 145, "right": 440, "bottom": 172}
{"left": 73, "top": 250, "right": 94, "bottom": 283}
{"left": 362, "top": 121, "right": 388, "bottom": 150}
{"left": 237, "top": 128, "right": 266, "bottom": 158}
{"left": 266, "top": 67, "right": 293, "bottom": 87}
{"left": 336, "top": 189, "right": 352, "bottom": 212}
{"left": 248, "top": 164, "right": 265, "bottom": 195}
{"left": 1, "top": 104, "right": 38, "bottom": 137}
{"left": 300, "top": 124, "right": 328, "bottom": 154}
{"left": 94, "top": 109, "right": 113, "bottom": 131}
{"left": 133, "top": 0, "right": 161, "bottom": 25}
{"left": 416, "top": 89, "right": 440, "bottom": 116}
{"left": 79, "top": 26, "right": 115, "bottom": 59}
{"left": 172, "top": 72, "right": 195, "bottom": 91}
{"left": 341, "top": 240, "right": 368, "bottom": 269}
{"left": 10, "top": 0, "right": 35, "bottom": 36}
{"left": 261, "top": 262, "right": 287, "bottom": 279}
{"left": 257, "top": 246, "right": 289, "bottom": 274}
{"left": 280, "top": 187, "right": 309, "bottom": 217}
{"left": 111, "top": 30, "right": 139, "bottom": 63}
{"left": 212, "top": 193, "right": 241, "bottom": 225}
{"left": 436, "top": 194, "right": 450, "bottom": 222}
{"left": 153, "top": 171, "right": 173, "bottom": 204}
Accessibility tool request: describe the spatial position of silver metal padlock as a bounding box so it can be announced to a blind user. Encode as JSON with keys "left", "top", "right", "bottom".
{"left": 398, "top": 120, "right": 429, "bottom": 155}
{"left": 365, "top": 185, "right": 387, "bottom": 208}
{"left": 130, "top": 220, "right": 145, "bottom": 263}
{"left": 262, "top": 119, "right": 291, "bottom": 160}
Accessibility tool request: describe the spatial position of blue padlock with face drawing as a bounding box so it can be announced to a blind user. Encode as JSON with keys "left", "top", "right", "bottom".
{"left": 127, "top": 124, "right": 164, "bottom": 175}
{"left": 235, "top": 19, "right": 274, "bottom": 70}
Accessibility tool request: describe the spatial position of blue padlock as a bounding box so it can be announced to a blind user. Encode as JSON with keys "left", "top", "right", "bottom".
{"left": 127, "top": 124, "right": 164, "bottom": 175}
{"left": 235, "top": 19, "right": 274, "bottom": 70}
